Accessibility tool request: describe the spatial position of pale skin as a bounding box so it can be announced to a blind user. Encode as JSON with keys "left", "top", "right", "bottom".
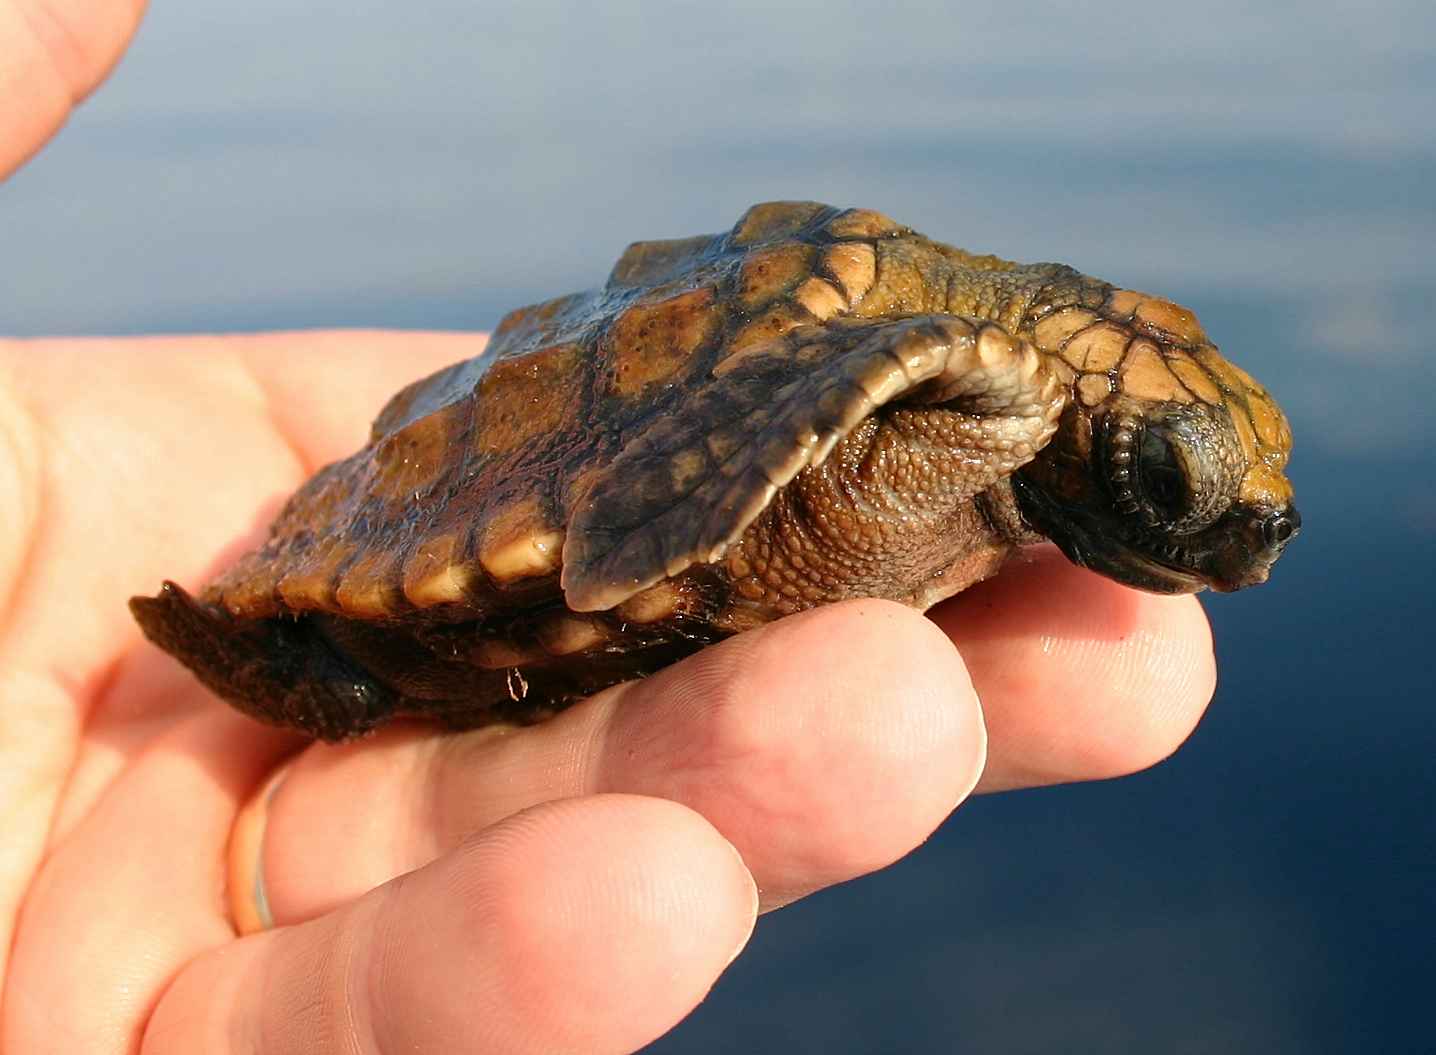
{"left": 0, "top": 4, "right": 1217, "bottom": 1051}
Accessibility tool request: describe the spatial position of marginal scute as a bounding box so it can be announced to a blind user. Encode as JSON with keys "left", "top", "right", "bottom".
{"left": 731, "top": 201, "right": 830, "bottom": 246}
{"left": 335, "top": 550, "right": 403, "bottom": 618}
{"left": 402, "top": 532, "right": 474, "bottom": 607}
{"left": 794, "top": 276, "right": 847, "bottom": 320}
{"left": 602, "top": 287, "right": 719, "bottom": 397}
{"left": 821, "top": 243, "right": 877, "bottom": 306}
{"left": 275, "top": 539, "right": 358, "bottom": 612}
{"left": 609, "top": 234, "right": 716, "bottom": 288}
{"left": 614, "top": 581, "right": 684, "bottom": 623}
{"left": 478, "top": 496, "right": 564, "bottom": 585}
{"left": 470, "top": 638, "right": 543, "bottom": 670}
{"left": 826, "top": 208, "right": 902, "bottom": 239}
{"left": 1133, "top": 296, "right": 1207, "bottom": 345}
{"left": 215, "top": 554, "right": 283, "bottom": 617}
{"left": 537, "top": 614, "right": 608, "bottom": 656}
{"left": 470, "top": 342, "right": 582, "bottom": 455}
{"left": 711, "top": 336, "right": 779, "bottom": 378}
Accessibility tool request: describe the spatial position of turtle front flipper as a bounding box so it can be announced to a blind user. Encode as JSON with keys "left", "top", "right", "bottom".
{"left": 130, "top": 582, "right": 396, "bottom": 740}
{"left": 561, "top": 314, "right": 1066, "bottom": 613}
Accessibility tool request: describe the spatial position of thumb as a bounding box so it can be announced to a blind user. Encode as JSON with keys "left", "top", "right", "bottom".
{"left": 0, "top": 0, "right": 147, "bottom": 179}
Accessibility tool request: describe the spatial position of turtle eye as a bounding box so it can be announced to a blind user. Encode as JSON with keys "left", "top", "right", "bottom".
{"left": 1138, "top": 429, "right": 1189, "bottom": 521}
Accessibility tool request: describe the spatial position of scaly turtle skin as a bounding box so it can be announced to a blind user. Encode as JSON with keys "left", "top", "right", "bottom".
{"left": 131, "top": 201, "right": 1300, "bottom": 740}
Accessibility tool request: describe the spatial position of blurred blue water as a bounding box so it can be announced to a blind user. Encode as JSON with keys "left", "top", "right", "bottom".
{"left": 4, "top": 1, "right": 1431, "bottom": 1050}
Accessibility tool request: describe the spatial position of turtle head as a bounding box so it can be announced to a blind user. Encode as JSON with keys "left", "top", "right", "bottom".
{"left": 1013, "top": 291, "right": 1299, "bottom": 594}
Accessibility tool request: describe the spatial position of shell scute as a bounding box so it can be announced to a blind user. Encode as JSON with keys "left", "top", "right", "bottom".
{"left": 730, "top": 201, "right": 833, "bottom": 246}
{"left": 470, "top": 341, "right": 584, "bottom": 455}
{"left": 600, "top": 286, "right": 721, "bottom": 398}
{"left": 736, "top": 243, "right": 817, "bottom": 309}
{"left": 609, "top": 234, "right": 721, "bottom": 288}
{"left": 476, "top": 494, "right": 566, "bottom": 586}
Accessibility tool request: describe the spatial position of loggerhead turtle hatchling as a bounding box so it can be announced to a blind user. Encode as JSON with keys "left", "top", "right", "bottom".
{"left": 131, "top": 201, "right": 1299, "bottom": 741}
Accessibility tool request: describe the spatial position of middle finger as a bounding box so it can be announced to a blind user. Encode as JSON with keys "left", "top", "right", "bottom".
{"left": 256, "top": 598, "right": 985, "bottom": 924}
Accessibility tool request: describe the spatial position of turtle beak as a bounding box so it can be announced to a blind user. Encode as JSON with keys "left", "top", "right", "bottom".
{"left": 1206, "top": 503, "right": 1300, "bottom": 591}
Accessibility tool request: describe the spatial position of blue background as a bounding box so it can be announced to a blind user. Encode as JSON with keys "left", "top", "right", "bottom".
{"left": 4, "top": 2, "right": 1431, "bottom": 1050}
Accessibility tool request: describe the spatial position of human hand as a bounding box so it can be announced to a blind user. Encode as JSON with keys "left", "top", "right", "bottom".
{"left": 0, "top": 338, "right": 1214, "bottom": 1052}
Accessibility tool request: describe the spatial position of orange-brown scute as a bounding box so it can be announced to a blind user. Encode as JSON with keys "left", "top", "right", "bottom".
{"left": 720, "top": 302, "right": 812, "bottom": 364}
{"left": 731, "top": 200, "right": 831, "bottom": 246}
{"left": 371, "top": 398, "right": 472, "bottom": 500}
{"left": 274, "top": 538, "right": 359, "bottom": 611}
{"left": 335, "top": 549, "right": 404, "bottom": 618}
{"left": 609, "top": 234, "right": 717, "bottom": 288}
{"left": 1032, "top": 308, "right": 1099, "bottom": 354}
{"left": 1103, "top": 288, "right": 1208, "bottom": 346}
{"left": 736, "top": 244, "right": 817, "bottom": 309}
{"left": 1059, "top": 322, "right": 1129, "bottom": 373}
{"left": 824, "top": 207, "right": 903, "bottom": 240}
{"left": 601, "top": 287, "right": 721, "bottom": 398}
{"left": 793, "top": 277, "right": 847, "bottom": 320}
{"left": 821, "top": 242, "right": 877, "bottom": 306}
{"left": 402, "top": 532, "right": 474, "bottom": 608}
{"left": 1118, "top": 340, "right": 1192, "bottom": 403}
{"left": 1168, "top": 356, "right": 1224, "bottom": 405}
{"left": 477, "top": 495, "right": 565, "bottom": 585}
{"left": 471, "top": 342, "right": 583, "bottom": 454}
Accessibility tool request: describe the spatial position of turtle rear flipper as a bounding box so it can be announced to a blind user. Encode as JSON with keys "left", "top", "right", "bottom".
{"left": 130, "top": 582, "right": 395, "bottom": 741}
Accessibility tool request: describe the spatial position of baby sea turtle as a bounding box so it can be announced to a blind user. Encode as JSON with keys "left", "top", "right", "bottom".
{"left": 131, "top": 201, "right": 1299, "bottom": 740}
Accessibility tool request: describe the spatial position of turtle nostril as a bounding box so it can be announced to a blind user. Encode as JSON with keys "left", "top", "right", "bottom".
{"left": 1262, "top": 507, "right": 1300, "bottom": 548}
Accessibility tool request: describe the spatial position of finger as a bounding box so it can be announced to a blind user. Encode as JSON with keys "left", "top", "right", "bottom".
{"left": 144, "top": 795, "right": 756, "bottom": 1055}
{"left": 1, "top": 710, "right": 294, "bottom": 1054}
{"left": 0, "top": 0, "right": 147, "bottom": 178}
{"left": 929, "top": 545, "right": 1217, "bottom": 793}
{"left": 256, "top": 599, "right": 986, "bottom": 922}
